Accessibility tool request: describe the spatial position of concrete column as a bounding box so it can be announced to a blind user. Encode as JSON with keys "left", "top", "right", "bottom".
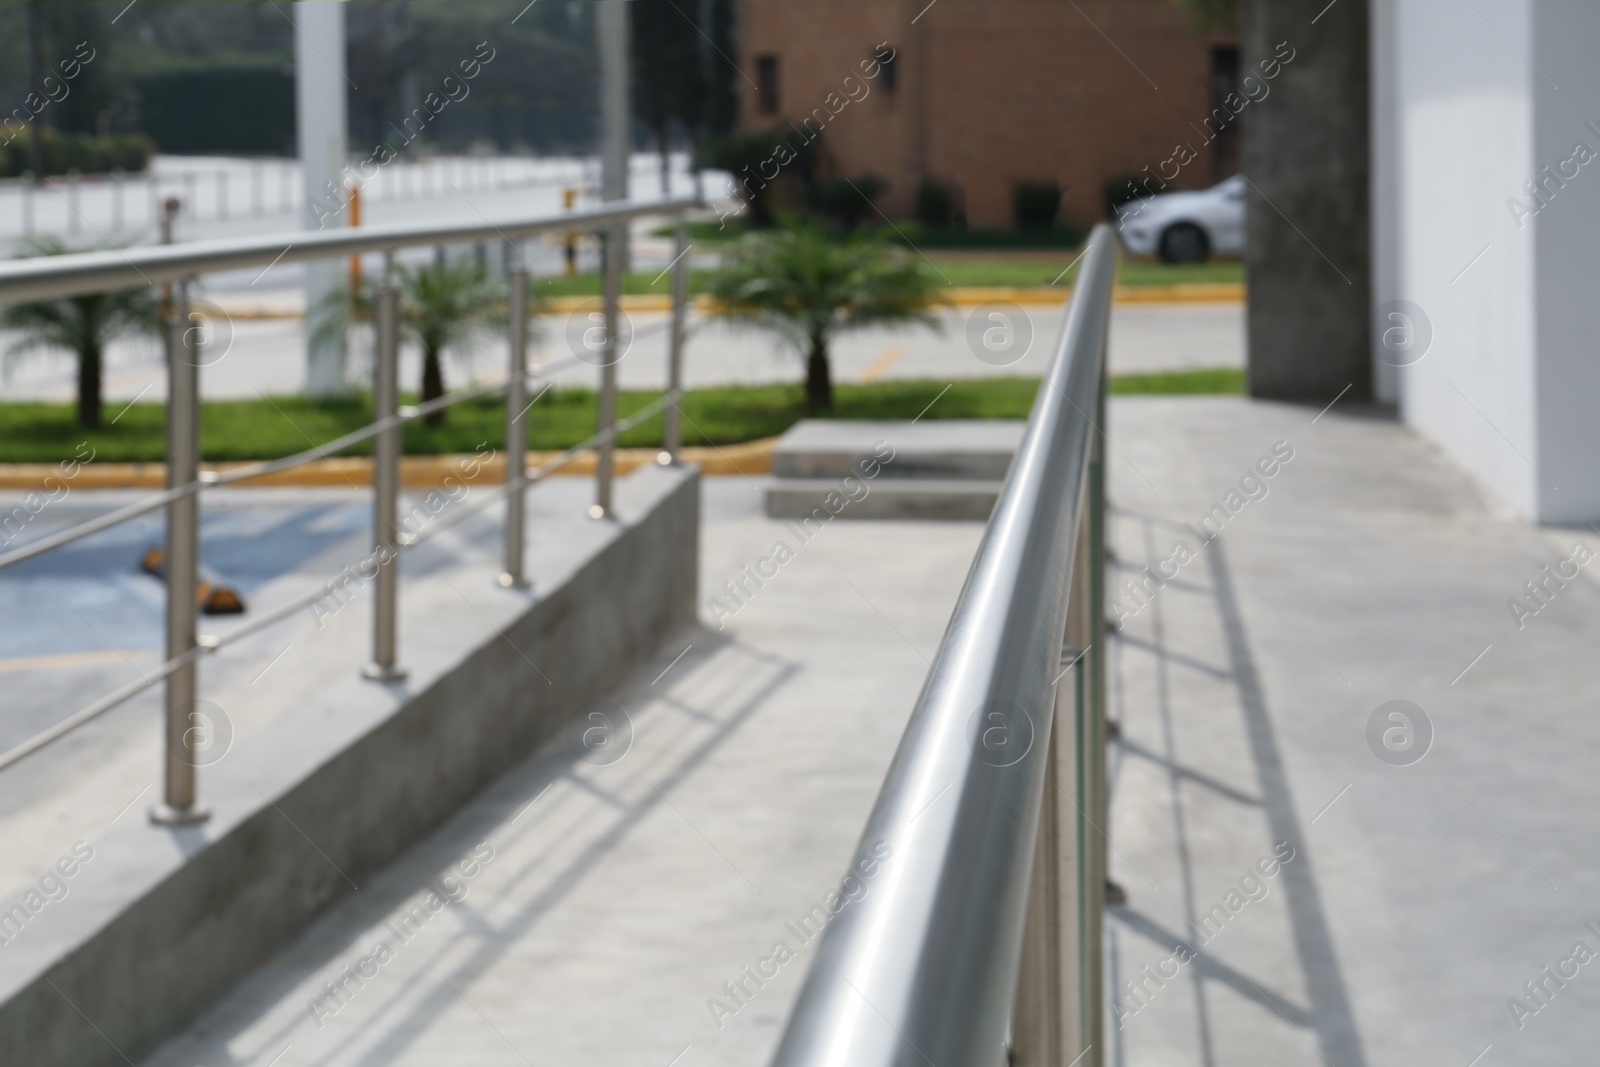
{"left": 296, "top": 1, "right": 350, "bottom": 397}
{"left": 1380, "top": 0, "right": 1600, "bottom": 523}
{"left": 1242, "top": 0, "right": 1372, "bottom": 401}
{"left": 597, "top": 1, "right": 631, "bottom": 203}
{"left": 1368, "top": 0, "right": 1400, "bottom": 404}
{"left": 597, "top": 0, "right": 631, "bottom": 265}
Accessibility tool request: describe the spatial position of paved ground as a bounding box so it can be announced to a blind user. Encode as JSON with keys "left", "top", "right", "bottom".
{"left": 1103, "top": 397, "right": 1599, "bottom": 1067}
{"left": 0, "top": 489, "right": 372, "bottom": 760}
{"left": 125, "top": 476, "right": 986, "bottom": 1067}
{"left": 1, "top": 301, "right": 1243, "bottom": 403}
{"left": 10, "top": 391, "right": 1580, "bottom": 1067}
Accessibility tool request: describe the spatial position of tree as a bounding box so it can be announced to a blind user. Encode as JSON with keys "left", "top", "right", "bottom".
{"left": 406, "top": 258, "right": 504, "bottom": 424}
{"left": 632, "top": 0, "right": 742, "bottom": 193}
{"left": 706, "top": 226, "right": 944, "bottom": 412}
{"left": 337, "top": 253, "right": 526, "bottom": 426}
{"left": 633, "top": 0, "right": 702, "bottom": 194}
{"left": 700, "top": 0, "right": 740, "bottom": 141}
{"left": 2, "top": 237, "right": 160, "bottom": 428}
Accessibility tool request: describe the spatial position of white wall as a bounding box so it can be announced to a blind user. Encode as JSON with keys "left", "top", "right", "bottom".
{"left": 1531, "top": 4, "right": 1600, "bottom": 522}
{"left": 1379, "top": 0, "right": 1600, "bottom": 523}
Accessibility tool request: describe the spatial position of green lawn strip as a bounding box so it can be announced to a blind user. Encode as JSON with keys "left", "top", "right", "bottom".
{"left": 0, "top": 371, "right": 1241, "bottom": 466}
{"left": 1109, "top": 367, "right": 1245, "bottom": 395}
{"left": 929, "top": 257, "right": 1243, "bottom": 289}
{"left": 531, "top": 270, "right": 719, "bottom": 299}
{"left": 539, "top": 259, "right": 1241, "bottom": 298}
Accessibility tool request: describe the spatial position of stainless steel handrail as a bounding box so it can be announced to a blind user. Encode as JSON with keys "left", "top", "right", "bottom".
{"left": 769, "top": 225, "right": 1117, "bottom": 1067}
{"left": 0, "top": 196, "right": 701, "bottom": 820}
{"left": 0, "top": 359, "right": 583, "bottom": 575}
{"left": 0, "top": 388, "right": 680, "bottom": 776}
{"left": 0, "top": 197, "right": 699, "bottom": 303}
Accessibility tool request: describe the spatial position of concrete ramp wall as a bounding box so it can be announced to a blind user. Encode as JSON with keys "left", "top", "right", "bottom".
{"left": 0, "top": 465, "right": 699, "bottom": 1066}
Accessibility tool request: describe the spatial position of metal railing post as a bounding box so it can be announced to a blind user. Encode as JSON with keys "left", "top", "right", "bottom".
{"left": 1073, "top": 495, "right": 1105, "bottom": 1067}
{"left": 593, "top": 222, "right": 623, "bottom": 518}
{"left": 363, "top": 254, "right": 406, "bottom": 681}
{"left": 1082, "top": 338, "right": 1111, "bottom": 1067}
{"left": 1016, "top": 373, "right": 1109, "bottom": 1067}
{"left": 1013, "top": 689, "right": 1067, "bottom": 1066}
{"left": 151, "top": 280, "right": 208, "bottom": 825}
{"left": 662, "top": 221, "right": 689, "bottom": 463}
{"left": 502, "top": 242, "right": 530, "bottom": 586}
{"left": 1012, "top": 512, "right": 1095, "bottom": 1066}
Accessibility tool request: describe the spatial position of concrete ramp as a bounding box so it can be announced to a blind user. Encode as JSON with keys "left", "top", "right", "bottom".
{"left": 0, "top": 466, "right": 698, "bottom": 1067}
{"left": 130, "top": 478, "right": 988, "bottom": 1066}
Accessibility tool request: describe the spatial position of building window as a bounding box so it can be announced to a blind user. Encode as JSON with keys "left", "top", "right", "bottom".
{"left": 757, "top": 54, "right": 780, "bottom": 115}
{"left": 880, "top": 48, "right": 898, "bottom": 93}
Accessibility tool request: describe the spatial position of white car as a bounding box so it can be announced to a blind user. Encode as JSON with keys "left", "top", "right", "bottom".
{"left": 1114, "top": 174, "right": 1246, "bottom": 263}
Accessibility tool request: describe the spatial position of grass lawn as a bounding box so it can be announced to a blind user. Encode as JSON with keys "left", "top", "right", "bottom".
{"left": 532, "top": 270, "right": 718, "bottom": 300}
{"left": 925, "top": 256, "right": 1242, "bottom": 289}
{"left": 535, "top": 257, "right": 1241, "bottom": 299}
{"left": 0, "top": 370, "right": 1244, "bottom": 465}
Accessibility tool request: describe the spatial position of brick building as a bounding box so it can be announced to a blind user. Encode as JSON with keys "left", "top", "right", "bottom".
{"left": 735, "top": 0, "right": 1239, "bottom": 230}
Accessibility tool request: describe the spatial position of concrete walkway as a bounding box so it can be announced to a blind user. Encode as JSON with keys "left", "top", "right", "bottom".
{"left": 137, "top": 477, "right": 986, "bottom": 1066}
{"left": 18, "top": 393, "right": 1578, "bottom": 1066}
{"left": 1104, "top": 397, "right": 1600, "bottom": 1067}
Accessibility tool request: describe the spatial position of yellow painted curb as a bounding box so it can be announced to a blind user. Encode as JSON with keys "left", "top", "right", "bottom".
{"left": 1113, "top": 282, "right": 1244, "bottom": 305}
{"left": 0, "top": 438, "right": 776, "bottom": 492}
{"left": 544, "top": 294, "right": 680, "bottom": 314}
{"left": 210, "top": 282, "right": 1244, "bottom": 322}
{"left": 943, "top": 283, "right": 1244, "bottom": 307}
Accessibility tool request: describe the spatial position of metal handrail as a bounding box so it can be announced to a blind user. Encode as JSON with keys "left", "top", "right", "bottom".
{"left": 0, "top": 356, "right": 589, "bottom": 574}
{"left": 0, "top": 197, "right": 699, "bottom": 303}
{"left": 0, "top": 387, "right": 679, "bottom": 776}
{"left": 769, "top": 225, "right": 1117, "bottom": 1067}
{"left": 0, "top": 198, "right": 698, "bottom": 822}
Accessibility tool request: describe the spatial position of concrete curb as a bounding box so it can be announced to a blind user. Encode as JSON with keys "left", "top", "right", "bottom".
{"left": 0, "top": 438, "right": 775, "bottom": 491}
{"left": 0, "top": 465, "right": 700, "bottom": 1066}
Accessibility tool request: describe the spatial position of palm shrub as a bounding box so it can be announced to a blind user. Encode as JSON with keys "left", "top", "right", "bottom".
{"left": 341, "top": 254, "right": 507, "bottom": 426}
{"left": 706, "top": 225, "right": 945, "bottom": 412}
{"left": 2, "top": 237, "right": 161, "bottom": 429}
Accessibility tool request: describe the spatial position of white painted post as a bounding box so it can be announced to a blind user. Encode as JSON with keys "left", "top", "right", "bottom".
{"left": 67, "top": 170, "right": 80, "bottom": 236}
{"left": 295, "top": 0, "right": 350, "bottom": 397}
{"left": 112, "top": 167, "right": 125, "bottom": 230}
{"left": 597, "top": 1, "right": 631, "bottom": 268}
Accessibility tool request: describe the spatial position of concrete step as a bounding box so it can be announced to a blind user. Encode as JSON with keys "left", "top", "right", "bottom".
{"left": 766, "top": 478, "right": 1003, "bottom": 521}
{"left": 771, "top": 419, "right": 1025, "bottom": 482}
